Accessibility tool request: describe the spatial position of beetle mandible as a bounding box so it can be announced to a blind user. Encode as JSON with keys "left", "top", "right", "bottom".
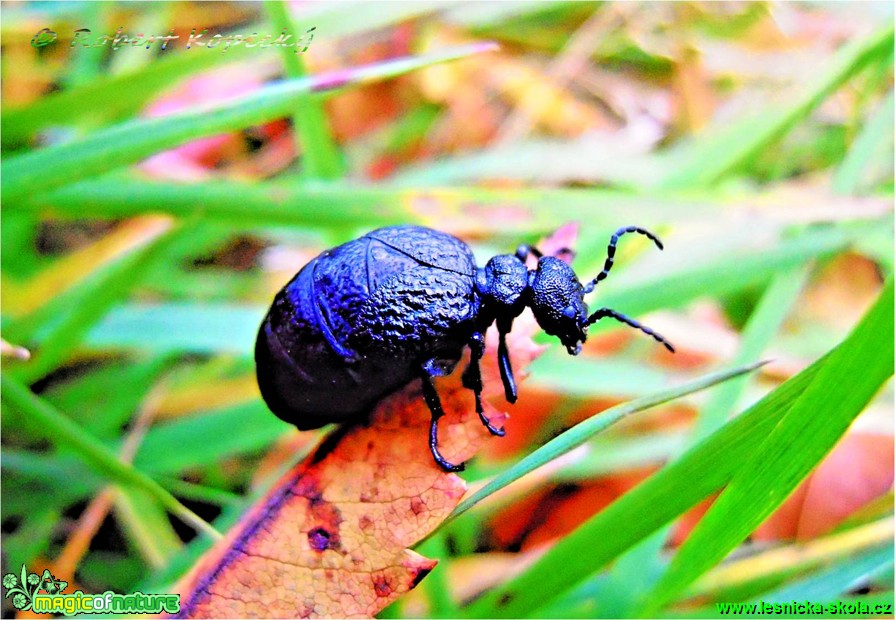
{"left": 255, "top": 225, "right": 674, "bottom": 472}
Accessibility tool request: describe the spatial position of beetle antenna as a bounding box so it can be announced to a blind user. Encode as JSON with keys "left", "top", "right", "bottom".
{"left": 587, "top": 307, "right": 675, "bottom": 353}
{"left": 583, "top": 226, "right": 663, "bottom": 294}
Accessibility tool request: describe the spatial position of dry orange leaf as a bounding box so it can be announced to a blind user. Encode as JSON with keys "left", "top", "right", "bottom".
{"left": 172, "top": 226, "right": 577, "bottom": 619}
{"left": 754, "top": 431, "right": 894, "bottom": 541}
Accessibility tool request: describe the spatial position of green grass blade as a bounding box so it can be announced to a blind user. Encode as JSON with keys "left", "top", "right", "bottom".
{"left": 134, "top": 401, "right": 286, "bottom": 475}
{"left": 756, "top": 543, "right": 893, "bottom": 604}
{"left": 1, "top": 43, "right": 497, "bottom": 204}
{"left": 658, "top": 25, "right": 894, "bottom": 189}
{"left": 642, "top": 278, "right": 894, "bottom": 614}
{"left": 832, "top": 89, "right": 895, "bottom": 195}
{"left": 592, "top": 264, "right": 813, "bottom": 618}
{"left": 19, "top": 178, "right": 709, "bottom": 229}
{"left": 462, "top": 349, "right": 830, "bottom": 617}
{"left": 80, "top": 303, "right": 263, "bottom": 355}
{"left": 449, "top": 362, "right": 763, "bottom": 523}
{"left": 6, "top": 222, "right": 180, "bottom": 384}
{"left": 156, "top": 477, "right": 243, "bottom": 508}
{"left": 0, "top": 374, "right": 220, "bottom": 541}
{"left": 265, "top": 0, "right": 344, "bottom": 180}
{"left": 692, "top": 264, "right": 811, "bottom": 439}
{"left": 114, "top": 487, "right": 184, "bottom": 569}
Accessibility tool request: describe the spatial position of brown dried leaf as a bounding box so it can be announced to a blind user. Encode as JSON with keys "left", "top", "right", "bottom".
{"left": 172, "top": 226, "right": 577, "bottom": 619}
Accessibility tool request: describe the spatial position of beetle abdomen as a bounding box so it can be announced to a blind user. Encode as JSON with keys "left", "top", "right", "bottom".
{"left": 255, "top": 226, "right": 479, "bottom": 430}
{"left": 255, "top": 260, "right": 381, "bottom": 429}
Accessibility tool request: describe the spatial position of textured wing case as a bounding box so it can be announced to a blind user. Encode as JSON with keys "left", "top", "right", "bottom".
{"left": 255, "top": 226, "right": 479, "bottom": 430}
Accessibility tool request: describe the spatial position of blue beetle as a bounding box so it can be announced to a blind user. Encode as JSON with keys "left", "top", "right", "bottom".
{"left": 255, "top": 225, "right": 673, "bottom": 472}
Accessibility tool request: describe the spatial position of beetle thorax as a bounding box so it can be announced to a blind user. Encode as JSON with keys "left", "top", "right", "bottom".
{"left": 476, "top": 254, "right": 589, "bottom": 355}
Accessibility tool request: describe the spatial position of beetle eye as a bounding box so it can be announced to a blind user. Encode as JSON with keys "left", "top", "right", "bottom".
{"left": 562, "top": 305, "right": 576, "bottom": 319}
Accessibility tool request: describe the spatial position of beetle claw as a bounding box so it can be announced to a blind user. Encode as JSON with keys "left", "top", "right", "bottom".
{"left": 434, "top": 452, "right": 465, "bottom": 472}
{"left": 478, "top": 410, "right": 507, "bottom": 436}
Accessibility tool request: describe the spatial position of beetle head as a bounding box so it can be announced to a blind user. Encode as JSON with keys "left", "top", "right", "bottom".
{"left": 529, "top": 256, "right": 588, "bottom": 355}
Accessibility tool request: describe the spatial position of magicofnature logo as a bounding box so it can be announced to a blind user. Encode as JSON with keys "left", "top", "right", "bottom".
{"left": 3, "top": 564, "right": 180, "bottom": 616}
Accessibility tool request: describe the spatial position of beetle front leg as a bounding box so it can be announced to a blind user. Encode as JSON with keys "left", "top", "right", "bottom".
{"left": 497, "top": 316, "right": 518, "bottom": 404}
{"left": 462, "top": 331, "right": 506, "bottom": 436}
{"left": 421, "top": 362, "right": 465, "bottom": 472}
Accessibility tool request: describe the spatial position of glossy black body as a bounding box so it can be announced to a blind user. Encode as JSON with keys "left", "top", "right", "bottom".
{"left": 256, "top": 226, "right": 479, "bottom": 429}
{"left": 256, "top": 224, "right": 673, "bottom": 471}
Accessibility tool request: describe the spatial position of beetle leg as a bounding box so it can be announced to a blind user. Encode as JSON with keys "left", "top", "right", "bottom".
{"left": 514, "top": 244, "right": 543, "bottom": 263}
{"left": 420, "top": 365, "right": 465, "bottom": 472}
{"left": 516, "top": 244, "right": 575, "bottom": 264}
{"left": 554, "top": 247, "right": 576, "bottom": 262}
{"left": 587, "top": 307, "right": 675, "bottom": 353}
{"left": 497, "top": 317, "right": 518, "bottom": 404}
{"left": 583, "top": 226, "right": 664, "bottom": 294}
{"left": 463, "top": 331, "right": 506, "bottom": 436}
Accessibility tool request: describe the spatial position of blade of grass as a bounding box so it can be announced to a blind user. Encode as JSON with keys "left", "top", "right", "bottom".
{"left": 61, "top": 1, "right": 106, "bottom": 88}
{"left": 134, "top": 401, "right": 286, "bottom": 476}
{"left": 756, "top": 542, "right": 893, "bottom": 604}
{"left": 692, "top": 264, "right": 811, "bottom": 439}
{"left": 0, "top": 450, "right": 101, "bottom": 508}
{"left": 43, "top": 356, "right": 174, "bottom": 439}
{"left": 81, "top": 303, "right": 263, "bottom": 355}
{"left": 2, "top": 42, "right": 497, "bottom": 203}
{"left": 16, "top": 176, "right": 887, "bottom": 233}
{"left": 641, "top": 278, "right": 894, "bottom": 614}
{"left": 417, "top": 534, "right": 462, "bottom": 618}
{"left": 0, "top": 375, "right": 221, "bottom": 541}
{"left": 448, "top": 361, "right": 763, "bottom": 524}
{"left": 5, "top": 218, "right": 177, "bottom": 384}
{"left": 19, "top": 177, "right": 712, "bottom": 229}
{"left": 155, "top": 477, "right": 243, "bottom": 508}
{"left": 463, "top": 347, "right": 829, "bottom": 617}
{"left": 594, "top": 265, "right": 812, "bottom": 618}
{"left": 265, "top": 0, "right": 344, "bottom": 180}
{"left": 0, "top": 508, "right": 60, "bottom": 570}
{"left": 832, "top": 89, "right": 895, "bottom": 195}
{"left": 658, "top": 25, "right": 894, "bottom": 189}
{"left": 1, "top": 215, "right": 174, "bottom": 318}
{"left": 390, "top": 137, "right": 667, "bottom": 187}
{"left": 688, "top": 517, "right": 895, "bottom": 604}
{"left": 114, "top": 487, "right": 183, "bottom": 569}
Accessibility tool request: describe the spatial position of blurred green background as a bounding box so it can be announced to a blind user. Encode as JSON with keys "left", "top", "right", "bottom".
{"left": 1, "top": 1, "right": 893, "bottom": 618}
